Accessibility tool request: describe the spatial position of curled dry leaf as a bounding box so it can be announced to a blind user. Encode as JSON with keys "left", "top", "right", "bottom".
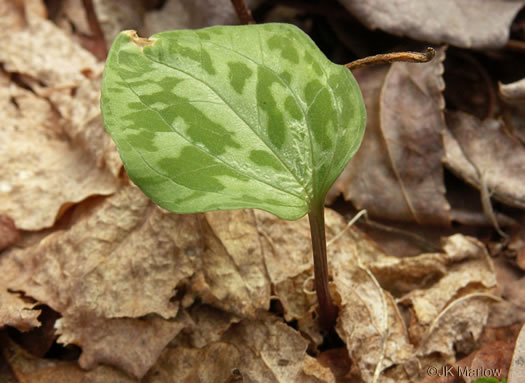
{"left": 500, "top": 77, "right": 525, "bottom": 103}
{"left": 443, "top": 111, "right": 525, "bottom": 210}
{"left": 338, "top": 0, "right": 525, "bottom": 48}
{"left": 331, "top": 48, "right": 450, "bottom": 225}
{"left": 0, "top": 73, "right": 118, "bottom": 231}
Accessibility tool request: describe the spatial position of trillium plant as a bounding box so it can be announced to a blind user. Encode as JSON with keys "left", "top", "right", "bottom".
{"left": 101, "top": 23, "right": 367, "bottom": 329}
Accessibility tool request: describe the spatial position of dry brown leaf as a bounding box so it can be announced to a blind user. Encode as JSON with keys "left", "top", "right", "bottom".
{"left": 444, "top": 111, "right": 525, "bottom": 210}
{"left": 332, "top": 233, "right": 498, "bottom": 382}
{"left": 332, "top": 242, "right": 415, "bottom": 383}
{"left": 400, "top": 236, "right": 497, "bottom": 353}
{"left": 339, "top": 0, "right": 525, "bottom": 48}
{"left": 0, "top": 289, "right": 40, "bottom": 332}
{"left": 488, "top": 257, "right": 525, "bottom": 327}
{"left": 219, "top": 315, "right": 335, "bottom": 383}
{"left": 148, "top": 314, "right": 334, "bottom": 383}
{"left": 0, "top": 215, "right": 19, "bottom": 251}
{"left": 509, "top": 324, "right": 525, "bottom": 383}
{"left": 500, "top": 77, "right": 525, "bottom": 103}
{"left": 0, "top": 73, "right": 118, "bottom": 231}
{"left": 144, "top": 342, "right": 242, "bottom": 383}
{"left": 332, "top": 48, "right": 450, "bottom": 225}
{"left": 182, "top": 304, "right": 239, "bottom": 348}
{"left": 56, "top": 315, "right": 188, "bottom": 379}
{"left": 1, "top": 185, "right": 198, "bottom": 320}
{"left": 1, "top": 335, "right": 138, "bottom": 383}
{"left": 50, "top": 72, "right": 123, "bottom": 176}
{"left": 197, "top": 210, "right": 271, "bottom": 316}
{"left": 0, "top": 6, "right": 121, "bottom": 176}
{"left": 0, "top": 11, "right": 97, "bottom": 89}
{"left": 0, "top": 0, "right": 25, "bottom": 36}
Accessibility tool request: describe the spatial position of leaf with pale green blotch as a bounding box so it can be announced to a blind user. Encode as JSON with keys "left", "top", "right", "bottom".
{"left": 101, "top": 23, "right": 366, "bottom": 220}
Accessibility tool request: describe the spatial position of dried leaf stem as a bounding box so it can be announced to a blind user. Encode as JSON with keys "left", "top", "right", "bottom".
{"left": 346, "top": 47, "right": 436, "bottom": 71}
{"left": 231, "top": 0, "right": 256, "bottom": 25}
{"left": 308, "top": 201, "right": 338, "bottom": 330}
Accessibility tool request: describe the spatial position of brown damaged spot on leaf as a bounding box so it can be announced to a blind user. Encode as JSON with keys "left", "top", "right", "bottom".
{"left": 339, "top": 0, "right": 525, "bottom": 49}
{"left": 331, "top": 48, "right": 450, "bottom": 225}
{"left": 0, "top": 73, "right": 118, "bottom": 231}
{"left": 444, "top": 111, "right": 525, "bottom": 211}
{"left": 125, "top": 30, "right": 156, "bottom": 49}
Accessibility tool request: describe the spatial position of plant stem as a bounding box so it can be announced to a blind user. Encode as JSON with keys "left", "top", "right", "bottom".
{"left": 231, "top": 0, "right": 256, "bottom": 24}
{"left": 308, "top": 200, "right": 338, "bottom": 330}
{"left": 346, "top": 47, "right": 435, "bottom": 71}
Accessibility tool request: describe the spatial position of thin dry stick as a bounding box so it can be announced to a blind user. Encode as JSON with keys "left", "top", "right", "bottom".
{"left": 346, "top": 47, "right": 436, "bottom": 71}
{"left": 231, "top": 0, "right": 256, "bottom": 25}
{"left": 505, "top": 39, "right": 525, "bottom": 53}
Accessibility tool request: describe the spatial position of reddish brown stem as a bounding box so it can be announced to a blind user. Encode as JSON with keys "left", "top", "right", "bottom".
{"left": 308, "top": 201, "right": 338, "bottom": 330}
{"left": 231, "top": 0, "right": 256, "bottom": 24}
{"left": 81, "top": 0, "right": 107, "bottom": 60}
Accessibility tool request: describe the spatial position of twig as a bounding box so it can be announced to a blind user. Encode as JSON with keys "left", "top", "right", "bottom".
{"left": 505, "top": 39, "right": 525, "bottom": 53}
{"left": 81, "top": 0, "right": 107, "bottom": 60}
{"left": 346, "top": 47, "right": 436, "bottom": 71}
{"left": 231, "top": 0, "right": 255, "bottom": 25}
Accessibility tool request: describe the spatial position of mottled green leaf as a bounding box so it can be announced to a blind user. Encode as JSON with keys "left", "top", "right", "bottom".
{"left": 101, "top": 24, "right": 366, "bottom": 220}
